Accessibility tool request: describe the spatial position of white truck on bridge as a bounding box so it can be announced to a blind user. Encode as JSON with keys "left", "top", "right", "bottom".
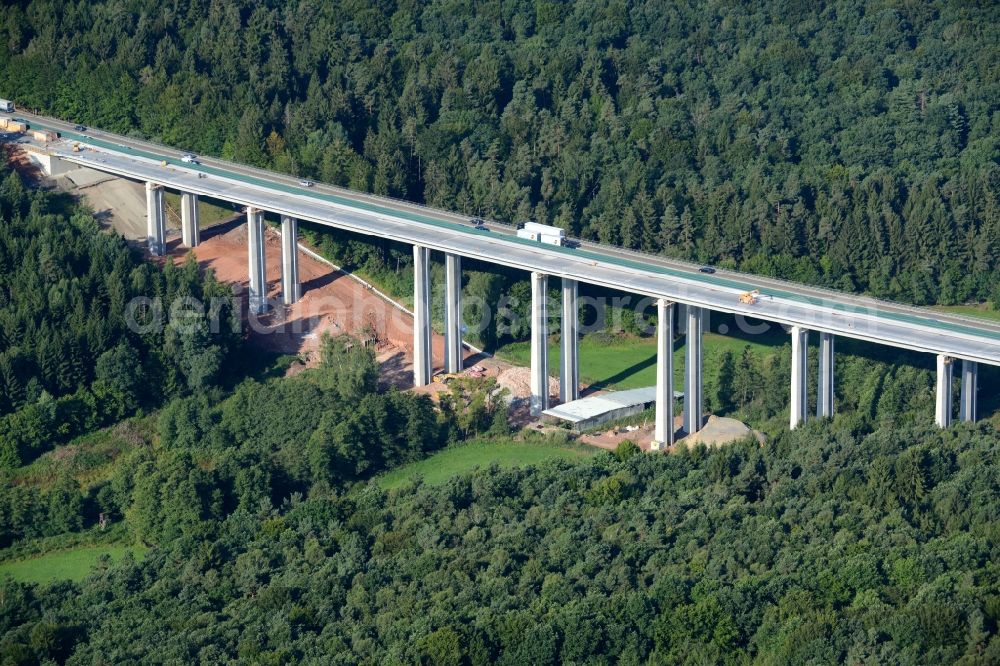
{"left": 517, "top": 221, "right": 566, "bottom": 246}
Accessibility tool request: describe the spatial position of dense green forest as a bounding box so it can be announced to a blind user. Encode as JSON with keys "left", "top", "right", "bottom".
{"left": 2, "top": 1, "right": 1000, "bottom": 663}
{"left": 3, "top": 417, "right": 999, "bottom": 663}
{"left": 0, "top": 331, "right": 495, "bottom": 549}
{"left": 0, "top": 162, "right": 241, "bottom": 469}
{"left": 1, "top": 0, "right": 999, "bottom": 305}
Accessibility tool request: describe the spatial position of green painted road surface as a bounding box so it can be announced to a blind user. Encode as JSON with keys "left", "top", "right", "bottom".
{"left": 0, "top": 544, "right": 149, "bottom": 584}
{"left": 25, "top": 117, "right": 1000, "bottom": 344}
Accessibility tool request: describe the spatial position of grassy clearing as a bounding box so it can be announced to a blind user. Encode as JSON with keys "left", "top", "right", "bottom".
{"left": 496, "top": 326, "right": 783, "bottom": 391}
{"left": 379, "top": 438, "right": 597, "bottom": 490}
{"left": 931, "top": 303, "right": 1000, "bottom": 323}
{"left": 0, "top": 544, "right": 149, "bottom": 584}
{"left": 9, "top": 418, "right": 154, "bottom": 491}
{"left": 163, "top": 192, "right": 237, "bottom": 228}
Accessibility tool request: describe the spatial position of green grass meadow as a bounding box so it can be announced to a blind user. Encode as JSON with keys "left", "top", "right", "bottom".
{"left": 932, "top": 303, "right": 1000, "bottom": 323}
{"left": 163, "top": 191, "right": 239, "bottom": 229}
{"left": 496, "top": 323, "right": 785, "bottom": 391}
{"left": 379, "top": 439, "right": 597, "bottom": 490}
{"left": 0, "top": 544, "right": 149, "bottom": 584}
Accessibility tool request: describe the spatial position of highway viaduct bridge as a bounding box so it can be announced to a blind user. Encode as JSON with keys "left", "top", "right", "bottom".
{"left": 6, "top": 111, "right": 1000, "bottom": 447}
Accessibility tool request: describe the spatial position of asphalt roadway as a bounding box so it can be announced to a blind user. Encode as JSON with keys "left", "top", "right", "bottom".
{"left": 6, "top": 111, "right": 1000, "bottom": 366}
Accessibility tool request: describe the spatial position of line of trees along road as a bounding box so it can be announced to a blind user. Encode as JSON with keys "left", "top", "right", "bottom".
{"left": 1, "top": 0, "right": 998, "bottom": 306}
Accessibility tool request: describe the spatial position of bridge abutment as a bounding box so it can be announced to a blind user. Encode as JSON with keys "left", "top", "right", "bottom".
{"left": 935, "top": 354, "right": 954, "bottom": 428}
{"left": 684, "top": 306, "right": 704, "bottom": 434}
{"left": 960, "top": 360, "right": 978, "bottom": 423}
{"left": 145, "top": 182, "right": 166, "bottom": 256}
{"left": 181, "top": 193, "right": 199, "bottom": 247}
{"left": 652, "top": 299, "right": 675, "bottom": 450}
{"left": 413, "top": 245, "right": 432, "bottom": 387}
{"left": 530, "top": 271, "right": 549, "bottom": 416}
{"left": 560, "top": 279, "right": 579, "bottom": 404}
{"left": 280, "top": 216, "right": 300, "bottom": 305}
{"left": 444, "top": 253, "right": 462, "bottom": 373}
{"left": 817, "top": 332, "right": 834, "bottom": 419}
{"left": 247, "top": 207, "right": 267, "bottom": 314}
{"left": 790, "top": 326, "right": 809, "bottom": 429}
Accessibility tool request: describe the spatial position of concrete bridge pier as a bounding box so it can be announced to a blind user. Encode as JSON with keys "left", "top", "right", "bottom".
{"left": 560, "top": 279, "right": 579, "bottom": 404}
{"left": 790, "top": 326, "right": 809, "bottom": 429}
{"left": 247, "top": 207, "right": 267, "bottom": 314}
{"left": 652, "top": 299, "right": 675, "bottom": 451}
{"left": 817, "top": 332, "right": 834, "bottom": 418}
{"left": 413, "top": 246, "right": 432, "bottom": 387}
{"left": 935, "top": 354, "right": 954, "bottom": 428}
{"left": 684, "top": 306, "right": 704, "bottom": 434}
{"left": 145, "top": 182, "right": 166, "bottom": 256}
{"left": 280, "top": 216, "right": 301, "bottom": 305}
{"left": 181, "top": 193, "right": 200, "bottom": 247}
{"left": 530, "top": 271, "right": 549, "bottom": 416}
{"left": 960, "top": 360, "right": 978, "bottom": 423}
{"left": 444, "top": 253, "right": 462, "bottom": 373}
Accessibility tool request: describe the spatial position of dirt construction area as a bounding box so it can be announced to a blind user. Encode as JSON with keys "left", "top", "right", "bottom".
{"left": 23, "top": 159, "right": 554, "bottom": 402}
{"left": 161, "top": 221, "right": 475, "bottom": 388}
{"left": 15, "top": 155, "right": 755, "bottom": 444}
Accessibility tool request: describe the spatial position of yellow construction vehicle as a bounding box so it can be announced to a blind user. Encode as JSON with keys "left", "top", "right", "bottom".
{"left": 739, "top": 290, "right": 760, "bottom": 305}
{"left": 432, "top": 373, "right": 461, "bottom": 384}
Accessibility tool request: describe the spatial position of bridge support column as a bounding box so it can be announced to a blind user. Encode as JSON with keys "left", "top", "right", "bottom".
{"left": 413, "top": 246, "right": 432, "bottom": 387}
{"left": 181, "top": 193, "right": 200, "bottom": 247}
{"left": 790, "top": 326, "right": 809, "bottom": 429}
{"left": 444, "top": 253, "right": 462, "bottom": 373}
{"left": 935, "top": 354, "right": 954, "bottom": 428}
{"left": 145, "top": 182, "right": 166, "bottom": 256}
{"left": 960, "top": 360, "right": 978, "bottom": 423}
{"left": 280, "top": 216, "right": 301, "bottom": 305}
{"left": 652, "top": 299, "right": 675, "bottom": 451}
{"left": 817, "top": 332, "right": 834, "bottom": 419}
{"left": 247, "top": 207, "right": 267, "bottom": 314}
{"left": 683, "top": 306, "right": 703, "bottom": 434}
{"left": 560, "top": 279, "right": 579, "bottom": 404}
{"left": 530, "top": 272, "right": 549, "bottom": 416}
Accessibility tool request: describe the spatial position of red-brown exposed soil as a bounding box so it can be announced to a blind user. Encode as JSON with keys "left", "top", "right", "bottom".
{"left": 161, "top": 222, "right": 476, "bottom": 389}
{"left": 5, "top": 144, "right": 43, "bottom": 183}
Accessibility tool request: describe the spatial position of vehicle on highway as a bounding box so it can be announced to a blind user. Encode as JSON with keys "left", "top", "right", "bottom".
{"left": 299, "top": 180, "right": 314, "bottom": 187}
{"left": 198, "top": 173, "right": 207, "bottom": 179}
{"left": 0, "top": 99, "right": 13, "bottom": 112}
{"left": 516, "top": 221, "right": 566, "bottom": 246}
{"left": 73, "top": 124, "right": 86, "bottom": 131}
{"left": 181, "top": 153, "right": 198, "bottom": 163}
{"left": 699, "top": 266, "right": 716, "bottom": 274}
{"left": 470, "top": 217, "right": 488, "bottom": 230}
